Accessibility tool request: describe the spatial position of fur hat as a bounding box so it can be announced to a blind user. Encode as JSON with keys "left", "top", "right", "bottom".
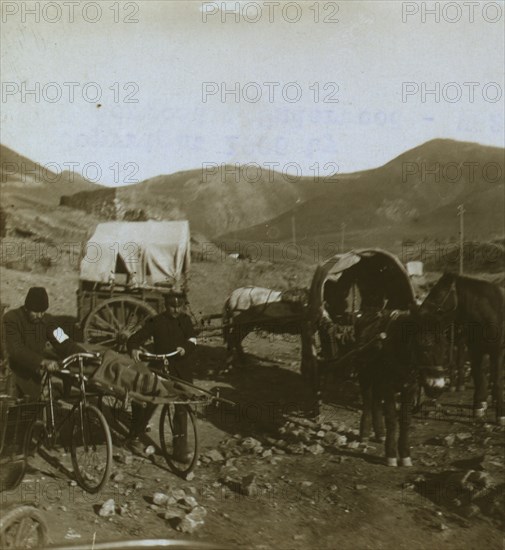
{"left": 25, "top": 287, "right": 49, "bottom": 312}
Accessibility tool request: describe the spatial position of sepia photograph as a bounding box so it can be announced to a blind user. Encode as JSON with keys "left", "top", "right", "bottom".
{"left": 0, "top": 1, "right": 504, "bottom": 548}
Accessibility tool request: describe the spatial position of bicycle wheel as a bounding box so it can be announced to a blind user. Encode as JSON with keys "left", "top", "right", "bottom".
{"left": 70, "top": 403, "right": 112, "bottom": 493}
{"left": 159, "top": 403, "right": 199, "bottom": 478}
{"left": 0, "top": 505, "right": 48, "bottom": 549}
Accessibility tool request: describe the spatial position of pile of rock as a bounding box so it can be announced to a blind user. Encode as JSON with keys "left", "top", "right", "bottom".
{"left": 275, "top": 416, "right": 364, "bottom": 455}
{"left": 98, "top": 488, "right": 207, "bottom": 534}
{"left": 201, "top": 435, "right": 276, "bottom": 464}
{"left": 201, "top": 417, "right": 364, "bottom": 465}
{"left": 152, "top": 489, "right": 207, "bottom": 533}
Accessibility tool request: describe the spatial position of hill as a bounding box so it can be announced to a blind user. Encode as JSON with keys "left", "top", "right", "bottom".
{"left": 220, "top": 139, "right": 504, "bottom": 256}
{"left": 2, "top": 139, "right": 503, "bottom": 273}
{"left": 60, "top": 164, "right": 340, "bottom": 237}
{"left": 0, "top": 144, "right": 104, "bottom": 245}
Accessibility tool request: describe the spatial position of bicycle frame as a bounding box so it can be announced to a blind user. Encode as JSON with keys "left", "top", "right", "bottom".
{"left": 38, "top": 355, "right": 92, "bottom": 450}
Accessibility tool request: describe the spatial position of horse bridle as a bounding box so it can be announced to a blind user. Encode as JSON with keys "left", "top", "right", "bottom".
{"left": 434, "top": 280, "right": 458, "bottom": 314}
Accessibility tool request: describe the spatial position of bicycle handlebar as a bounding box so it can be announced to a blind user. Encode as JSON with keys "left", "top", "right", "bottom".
{"left": 60, "top": 352, "right": 101, "bottom": 369}
{"left": 138, "top": 351, "right": 180, "bottom": 362}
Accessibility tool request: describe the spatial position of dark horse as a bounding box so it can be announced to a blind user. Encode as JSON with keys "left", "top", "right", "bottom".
{"left": 421, "top": 273, "right": 505, "bottom": 424}
{"left": 223, "top": 286, "right": 308, "bottom": 368}
{"left": 354, "top": 308, "right": 449, "bottom": 466}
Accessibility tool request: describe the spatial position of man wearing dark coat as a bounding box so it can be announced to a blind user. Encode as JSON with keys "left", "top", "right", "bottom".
{"left": 127, "top": 293, "right": 197, "bottom": 460}
{"left": 3, "top": 287, "right": 84, "bottom": 401}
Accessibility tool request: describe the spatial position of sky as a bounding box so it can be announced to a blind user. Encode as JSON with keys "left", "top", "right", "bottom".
{"left": 1, "top": 0, "right": 504, "bottom": 185}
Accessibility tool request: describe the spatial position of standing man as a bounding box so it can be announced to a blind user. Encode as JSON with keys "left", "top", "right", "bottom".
{"left": 126, "top": 293, "right": 197, "bottom": 460}
{"left": 3, "top": 287, "right": 84, "bottom": 401}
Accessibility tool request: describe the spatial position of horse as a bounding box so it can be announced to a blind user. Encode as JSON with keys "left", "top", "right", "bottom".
{"left": 355, "top": 308, "right": 449, "bottom": 466}
{"left": 421, "top": 272, "right": 505, "bottom": 424}
{"left": 222, "top": 286, "right": 308, "bottom": 368}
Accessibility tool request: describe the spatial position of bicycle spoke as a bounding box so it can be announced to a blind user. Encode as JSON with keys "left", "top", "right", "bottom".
{"left": 14, "top": 516, "right": 30, "bottom": 547}
{"left": 71, "top": 405, "right": 111, "bottom": 493}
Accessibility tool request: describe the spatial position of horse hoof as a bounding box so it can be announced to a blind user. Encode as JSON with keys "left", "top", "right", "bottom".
{"left": 498, "top": 417, "right": 505, "bottom": 426}
{"left": 386, "top": 457, "right": 398, "bottom": 467}
{"left": 479, "top": 402, "right": 488, "bottom": 410}
{"left": 400, "top": 457, "right": 413, "bottom": 467}
{"left": 360, "top": 437, "right": 369, "bottom": 444}
{"left": 376, "top": 436, "right": 386, "bottom": 444}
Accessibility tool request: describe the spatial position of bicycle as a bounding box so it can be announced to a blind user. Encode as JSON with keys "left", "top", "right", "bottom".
{"left": 0, "top": 505, "right": 48, "bottom": 549}
{"left": 30, "top": 352, "right": 113, "bottom": 494}
{"left": 0, "top": 395, "right": 48, "bottom": 549}
{"left": 136, "top": 351, "right": 200, "bottom": 477}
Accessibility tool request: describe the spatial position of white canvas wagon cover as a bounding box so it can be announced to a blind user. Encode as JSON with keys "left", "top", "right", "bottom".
{"left": 80, "top": 221, "right": 190, "bottom": 285}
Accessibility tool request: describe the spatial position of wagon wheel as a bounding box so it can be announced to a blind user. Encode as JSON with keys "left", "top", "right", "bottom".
{"left": 83, "top": 297, "right": 156, "bottom": 353}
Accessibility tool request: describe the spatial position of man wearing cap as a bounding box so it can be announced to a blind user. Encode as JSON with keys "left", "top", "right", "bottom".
{"left": 3, "top": 287, "right": 84, "bottom": 402}
{"left": 126, "top": 293, "right": 197, "bottom": 460}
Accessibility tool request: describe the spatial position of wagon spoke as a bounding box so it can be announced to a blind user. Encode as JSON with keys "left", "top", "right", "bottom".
{"left": 94, "top": 337, "right": 117, "bottom": 346}
{"left": 92, "top": 313, "right": 116, "bottom": 332}
{"left": 84, "top": 298, "right": 156, "bottom": 351}
{"left": 87, "top": 327, "right": 116, "bottom": 337}
{"left": 125, "top": 305, "right": 140, "bottom": 327}
{"left": 119, "top": 300, "right": 126, "bottom": 328}
{"left": 104, "top": 305, "right": 121, "bottom": 329}
{"left": 87, "top": 329, "right": 116, "bottom": 341}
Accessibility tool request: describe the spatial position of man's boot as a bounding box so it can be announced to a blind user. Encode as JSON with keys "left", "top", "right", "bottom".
{"left": 127, "top": 402, "right": 156, "bottom": 455}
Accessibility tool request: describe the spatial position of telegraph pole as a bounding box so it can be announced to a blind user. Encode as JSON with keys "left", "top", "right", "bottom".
{"left": 457, "top": 204, "right": 465, "bottom": 274}
{"left": 341, "top": 222, "right": 346, "bottom": 253}
{"left": 292, "top": 198, "right": 301, "bottom": 247}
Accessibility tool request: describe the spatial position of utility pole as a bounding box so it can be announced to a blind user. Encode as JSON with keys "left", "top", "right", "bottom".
{"left": 292, "top": 198, "right": 301, "bottom": 247}
{"left": 340, "top": 222, "right": 346, "bottom": 253}
{"left": 457, "top": 204, "right": 465, "bottom": 274}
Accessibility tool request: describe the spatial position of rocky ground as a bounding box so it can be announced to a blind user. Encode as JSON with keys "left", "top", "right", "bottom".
{"left": 0, "top": 264, "right": 504, "bottom": 549}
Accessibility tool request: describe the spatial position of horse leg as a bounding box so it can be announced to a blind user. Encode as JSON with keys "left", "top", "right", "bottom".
{"left": 372, "top": 390, "right": 385, "bottom": 443}
{"left": 398, "top": 386, "right": 415, "bottom": 467}
{"left": 489, "top": 349, "right": 505, "bottom": 424}
{"left": 469, "top": 348, "right": 488, "bottom": 417}
{"left": 383, "top": 387, "right": 398, "bottom": 467}
{"left": 449, "top": 348, "right": 457, "bottom": 392}
{"left": 224, "top": 326, "right": 243, "bottom": 372}
{"left": 358, "top": 374, "right": 373, "bottom": 442}
{"left": 456, "top": 341, "right": 467, "bottom": 391}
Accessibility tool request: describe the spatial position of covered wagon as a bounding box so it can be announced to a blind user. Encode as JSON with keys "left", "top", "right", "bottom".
{"left": 301, "top": 248, "right": 416, "bottom": 413}
{"left": 77, "top": 220, "right": 191, "bottom": 351}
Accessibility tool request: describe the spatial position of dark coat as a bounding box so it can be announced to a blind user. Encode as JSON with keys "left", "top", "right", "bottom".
{"left": 126, "top": 311, "right": 196, "bottom": 382}
{"left": 3, "top": 306, "right": 83, "bottom": 399}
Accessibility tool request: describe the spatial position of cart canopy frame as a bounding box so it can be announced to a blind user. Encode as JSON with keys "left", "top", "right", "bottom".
{"left": 79, "top": 221, "right": 190, "bottom": 288}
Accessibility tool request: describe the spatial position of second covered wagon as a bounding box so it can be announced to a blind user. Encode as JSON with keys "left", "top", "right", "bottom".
{"left": 77, "top": 220, "right": 191, "bottom": 351}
